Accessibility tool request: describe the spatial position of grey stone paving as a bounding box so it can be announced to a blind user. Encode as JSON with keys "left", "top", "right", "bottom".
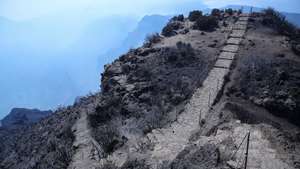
{"left": 222, "top": 45, "right": 239, "bottom": 53}
{"left": 219, "top": 52, "right": 235, "bottom": 60}
{"left": 239, "top": 17, "right": 249, "bottom": 21}
{"left": 233, "top": 24, "right": 247, "bottom": 30}
{"left": 230, "top": 30, "right": 246, "bottom": 38}
{"left": 235, "top": 21, "right": 248, "bottom": 25}
{"left": 227, "top": 38, "right": 243, "bottom": 45}
{"left": 240, "top": 14, "right": 250, "bottom": 17}
{"left": 215, "top": 59, "right": 233, "bottom": 69}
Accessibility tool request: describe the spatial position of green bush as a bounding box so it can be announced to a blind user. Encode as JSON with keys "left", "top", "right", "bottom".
{"left": 188, "top": 10, "right": 203, "bottom": 21}
{"left": 193, "top": 16, "right": 218, "bottom": 31}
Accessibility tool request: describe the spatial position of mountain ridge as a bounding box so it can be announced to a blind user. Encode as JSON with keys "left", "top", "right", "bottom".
{"left": 0, "top": 8, "right": 300, "bottom": 169}
{"left": 0, "top": 108, "right": 52, "bottom": 128}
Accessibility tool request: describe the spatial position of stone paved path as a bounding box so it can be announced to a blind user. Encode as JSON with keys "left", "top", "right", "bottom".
{"left": 142, "top": 15, "right": 250, "bottom": 168}
{"left": 99, "top": 14, "right": 251, "bottom": 169}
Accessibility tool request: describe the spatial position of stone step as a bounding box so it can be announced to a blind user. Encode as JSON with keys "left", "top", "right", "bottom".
{"left": 219, "top": 52, "right": 236, "bottom": 60}
{"left": 230, "top": 30, "right": 246, "bottom": 38}
{"left": 213, "top": 65, "right": 230, "bottom": 69}
{"left": 235, "top": 21, "right": 248, "bottom": 25}
{"left": 222, "top": 45, "right": 239, "bottom": 53}
{"left": 239, "top": 13, "right": 250, "bottom": 17}
{"left": 239, "top": 17, "right": 249, "bottom": 21}
{"left": 232, "top": 24, "right": 247, "bottom": 30}
{"left": 215, "top": 59, "right": 233, "bottom": 69}
{"left": 227, "top": 38, "right": 243, "bottom": 45}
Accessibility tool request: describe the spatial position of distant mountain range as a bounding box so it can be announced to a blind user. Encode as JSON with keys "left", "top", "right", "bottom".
{"left": 0, "top": 108, "right": 52, "bottom": 128}
{"left": 99, "top": 15, "right": 171, "bottom": 66}
{"left": 0, "top": 15, "right": 138, "bottom": 119}
{"left": 100, "top": 6, "right": 300, "bottom": 66}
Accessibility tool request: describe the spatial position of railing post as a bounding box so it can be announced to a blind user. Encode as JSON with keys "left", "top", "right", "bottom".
{"left": 244, "top": 132, "right": 250, "bottom": 169}
{"left": 208, "top": 91, "right": 211, "bottom": 108}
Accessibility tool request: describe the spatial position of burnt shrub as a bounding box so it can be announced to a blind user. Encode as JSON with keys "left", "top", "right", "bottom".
{"left": 193, "top": 15, "right": 218, "bottom": 31}
{"left": 211, "top": 8, "right": 221, "bottom": 17}
{"left": 225, "top": 8, "right": 233, "bottom": 15}
{"left": 262, "top": 8, "right": 300, "bottom": 56}
{"left": 292, "top": 42, "right": 300, "bottom": 56}
{"left": 188, "top": 10, "right": 203, "bottom": 21}
{"left": 144, "top": 33, "right": 161, "bottom": 47}
{"left": 121, "top": 159, "right": 150, "bottom": 169}
{"left": 262, "top": 8, "right": 297, "bottom": 37}
{"left": 237, "top": 55, "right": 300, "bottom": 126}
{"left": 171, "top": 14, "right": 184, "bottom": 22}
{"left": 161, "top": 21, "right": 183, "bottom": 37}
{"left": 93, "top": 124, "right": 121, "bottom": 154}
{"left": 176, "top": 41, "right": 195, "bottom": 60}
{"left": 238, "top": 9, "right": 242, "bottom": 15}
{"left": 89, "top": 96, "right": 121, "bottom": 126}
{"left": 161, "top": 41, "right": 196, "bottom": 65}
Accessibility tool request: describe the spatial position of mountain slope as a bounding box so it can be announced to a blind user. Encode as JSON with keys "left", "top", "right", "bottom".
{"left": 0, "top": 102, "right": 82, "bottom": 169}
{"left": 0, "top": 9, "right": 300, "bottom": 169}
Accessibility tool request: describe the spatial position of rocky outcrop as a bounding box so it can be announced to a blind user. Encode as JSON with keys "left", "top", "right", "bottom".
{"left": 1, "top": 108, "right": 52, "bottom": 128}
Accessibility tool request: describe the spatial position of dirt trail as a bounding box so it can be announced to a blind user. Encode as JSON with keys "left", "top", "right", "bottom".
{"left": 68, "top": 108, "right": 102, "bottom": 169}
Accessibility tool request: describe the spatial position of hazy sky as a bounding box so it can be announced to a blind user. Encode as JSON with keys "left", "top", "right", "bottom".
{"left": 0, "top": 0, "right": 299, "bottom": 21}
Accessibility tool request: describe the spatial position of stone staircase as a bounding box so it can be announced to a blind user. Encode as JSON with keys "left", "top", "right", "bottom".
{"left": 214, "top": 15, "right": 249, "bottom": 70}
{"left": 142, "top": 15, "right": 250, "bottom": 168}
{"left": 97, "top": 15, "right": 250, "bottom": 169}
